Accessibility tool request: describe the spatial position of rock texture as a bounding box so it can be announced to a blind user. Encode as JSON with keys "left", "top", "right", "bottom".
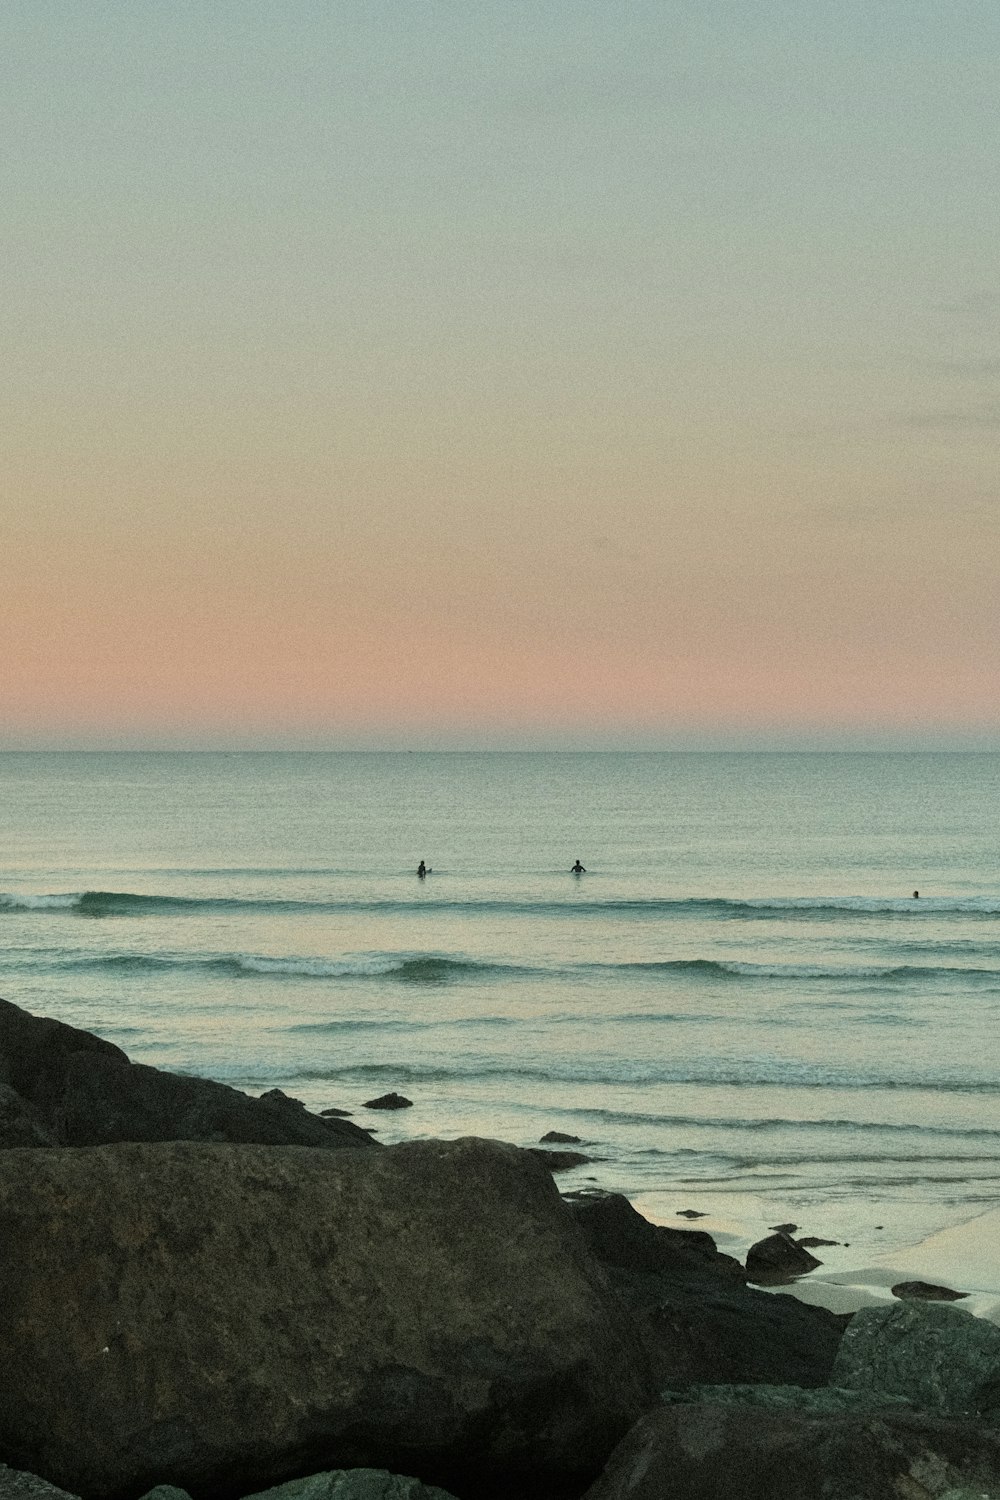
{"left": 0, "top": 1137, "right": 656, "bottom": 1500}
{"left": 0, "top": 998, "right": 375, "bottom": 1150}
{"left": 745, "top": 1231, "right": 822, "bottom": 1282}
{"left": 0, "top": 1465, "right": 79, "bottom": 1500}
{"left": 833, "top": 1300, "right": 1000, "bottom": 1419}
{"left": 581, "top": 1402, "right": 1000, "bottom": 1500}
{"left": 246, "top": 1470, "right": 460, "bottom": 1500}
{"left": 891, "top": 1279, "right": 968, "bottom": 1301}
{"left": 565, "top": 1191, "right": 844, "bottom": 1388}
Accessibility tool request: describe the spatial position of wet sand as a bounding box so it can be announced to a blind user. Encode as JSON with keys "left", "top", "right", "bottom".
{"left": 632, "top": 1190, "right": 1000, "bottom": 1324}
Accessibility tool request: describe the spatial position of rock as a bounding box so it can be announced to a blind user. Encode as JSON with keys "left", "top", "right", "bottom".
{"left": 320, "top": 1108, "right": 352, "bottom": 1118}
{"left": 0, "top": 999, "right": 376, "bottom": 1152}
{"left": 564, "top": 1191, "right": 744, "bottom": 1283}
{"left": 363, "top": 1093, "right": 412, "bottom": 1110}
{"left": 798, "top": 1237, "right": 839, "bottom": 1248}
{"left": 245, "top": 1470, "right": 460, "bottom": 1500}
{"left": 769, "top": 1222, "right": 798, "bottom": 1234}
{"left": 539, "top": 1131, "right": 581, "bottom": 1144}
{"left": 0, "top": 1083, "right": 54, "bottom": 1148}
{"left": 745, "top": 1232, "right": 822, "bottom": 1282}
{"left": 581, "top": 1402, "right": 1000, "bottom": 1500}
{"left": 565, "top": 1192, "right": 843, "bottom": 1389}
{"left": 660, "top": 1382, "right": 916, "bottom": 1416}
{"left": 135, "top": 1488, "right": 192, "bottom": 1500}
{"left": 676, "top": 1209, "right": 706, "bottom": 1219}
{"left": 527, "top": 1148, "right": 593, "bottom": 1171}
{"left": 0, "top": 1137, "right": 656, "bottom": 1500}
{"left": 892, "top": 1279, "right": 969, "bottom": 1302}
{"left": 0, "top": 1463, "right": 80, "bottom": 1500}
{"left": 833, "top": 1301, "right": 1000, "bottom": 1419}
{"left": 257, "top": 1089, "right": 306, "bottom": 1110}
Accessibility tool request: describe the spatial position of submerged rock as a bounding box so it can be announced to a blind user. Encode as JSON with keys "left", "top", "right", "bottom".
{"left": 0, "top": 998, "right": 375, "bottom": 1151}
{"left": 363, "top": 1093, "right": 413, "bottom": 1110}
{"left": 0, "top": 1136, "right": 656, "bottom": 1500}
{"left": 834, "top": 1300, "right": 1000, "bottom": 1419}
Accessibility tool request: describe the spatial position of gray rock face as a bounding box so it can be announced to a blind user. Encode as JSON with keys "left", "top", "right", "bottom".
{"left": 245, "top": 1470, "right": 460, "bottom": 1500}
{"left": 565, "top": 1192, "right": 844, "bottom": 1389}
{"left": 0, "top": 998, "right": 375, "bottom": 1150}
{"left": 0, "top": 1136, "right": 656, "bottom": 1500}
{"left": 661, "top": 1383, "right": 916, "bottom": 1416}
{"left": 833, "top": 1300, "right": 1000, "bottom": 1419}
{"left": 581, "top": 1402, "right": 1000, "bottom": 1500}
{"left": 0, "top": 1464, "right": 79, "bottom": 1500}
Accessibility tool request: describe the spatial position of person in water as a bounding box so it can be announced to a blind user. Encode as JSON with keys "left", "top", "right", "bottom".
{"left": 913, "top": 890, "right": 919, "bottom": 898}
{"left": 417, "top": 861, "right": 429, "bottom": 877}
{"left": 571, "top": 860, "right": 586, "bottom": 874}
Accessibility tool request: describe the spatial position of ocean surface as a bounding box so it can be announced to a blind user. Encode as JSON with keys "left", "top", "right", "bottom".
{"left": 3, "top": 751, "right": 1000, "bottom": 1257}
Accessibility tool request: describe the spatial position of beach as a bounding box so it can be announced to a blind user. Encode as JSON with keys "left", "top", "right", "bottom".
{"left": 630, "top": 1190, "right": 1000, "bottom": 1322}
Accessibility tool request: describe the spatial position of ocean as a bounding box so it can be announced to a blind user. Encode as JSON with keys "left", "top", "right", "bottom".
{"left": 3, "top": 750, "right": 1000, "bottom": 1261}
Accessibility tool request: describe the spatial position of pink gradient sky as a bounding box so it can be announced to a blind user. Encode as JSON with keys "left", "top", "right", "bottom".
{"left": 2, "top": 3, "right": 998, "bottom": 748}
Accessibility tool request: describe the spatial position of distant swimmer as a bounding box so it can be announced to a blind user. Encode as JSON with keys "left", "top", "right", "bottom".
{"left": 417, "top": 861, "right": 430, "bottom": 878}
{"left": 571, "top": 860, "right": 586, "bottom": 874}
{"left": 913, "top": 890, "right": 919, "bottom": 899}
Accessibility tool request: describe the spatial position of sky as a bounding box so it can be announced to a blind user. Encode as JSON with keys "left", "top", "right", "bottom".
{"left": 2, "top": 1, "right": 998, "bottom": 749}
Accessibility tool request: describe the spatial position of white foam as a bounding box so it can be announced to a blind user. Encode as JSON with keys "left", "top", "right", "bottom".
{"left": 0, "top": 891, "right": 81, "bottom": 911}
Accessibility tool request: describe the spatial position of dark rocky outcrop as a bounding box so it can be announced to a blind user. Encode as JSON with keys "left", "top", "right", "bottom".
{"left": 363, "top": 1093, "right": 413, "bottom": 1110}
{"left": 540, "top": 1131, "right": 581, "bottom": 1144}
{"left": 581, "top": 1401, "right": 1000, "bottom": 1500}
{"left": 891, "top": 1278, "right": 968, "bottom": 1301}
{"left": 0, "top": 1136, "right": 656, "bottom": 1500}
{"left": 833, "top": 1300, "right": 1000, "bottom": 1419}
{"left": 565, "top": 1192, "right": 844, "bottom": 1389}
{"left": 528, "top": 1148, "right": 593, "bottom": 1172}
{"left": 0, "top": 998, "right": 375, "bottom": 1151}
{"left": 745, "top": 1231, "right": 822, "bottom": 1283}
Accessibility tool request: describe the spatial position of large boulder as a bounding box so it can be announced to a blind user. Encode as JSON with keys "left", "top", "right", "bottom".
{"left": 581, "top": 1401, "right": 1000, "bottom": 1500}
{"left": 565, "top": 1192, "right": 844, "bottom": 1388}
{"left": 0, "top": 1137, "right": 657, "bottom": 1500}
{"left": 833, "top": 1300, "right": 1000, "bottom": 1419}
{"left": 0, "top": 998, "right": 375, "bottom": 1150}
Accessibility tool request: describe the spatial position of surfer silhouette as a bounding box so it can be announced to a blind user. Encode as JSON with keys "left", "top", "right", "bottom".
{"left": 571, "top": 860, "right": 586, "bottom": 874}
{"left": 417, "top": 861, "right": 429, "bottom": 878}
{"left": 913, "top": 890, "right": 919, "bottom": 898}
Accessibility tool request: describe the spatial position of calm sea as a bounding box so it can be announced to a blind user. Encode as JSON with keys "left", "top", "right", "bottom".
{"left": 2, "top": 752, "right": 1000, "bottom": 1254}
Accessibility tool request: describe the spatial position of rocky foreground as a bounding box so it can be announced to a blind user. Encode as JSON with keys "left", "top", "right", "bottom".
{"left": 3, "top": 998, "right": 1000, "bottom": 1500}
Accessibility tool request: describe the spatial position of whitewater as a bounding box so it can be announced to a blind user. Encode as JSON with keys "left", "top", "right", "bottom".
{"left": 2, "top": 749, "right": 999, "bottom": 1267}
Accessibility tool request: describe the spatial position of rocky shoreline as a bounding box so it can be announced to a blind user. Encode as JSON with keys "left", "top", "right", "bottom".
{"left": 3, "top": 996, "right": 1000, "bottom": 1500}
